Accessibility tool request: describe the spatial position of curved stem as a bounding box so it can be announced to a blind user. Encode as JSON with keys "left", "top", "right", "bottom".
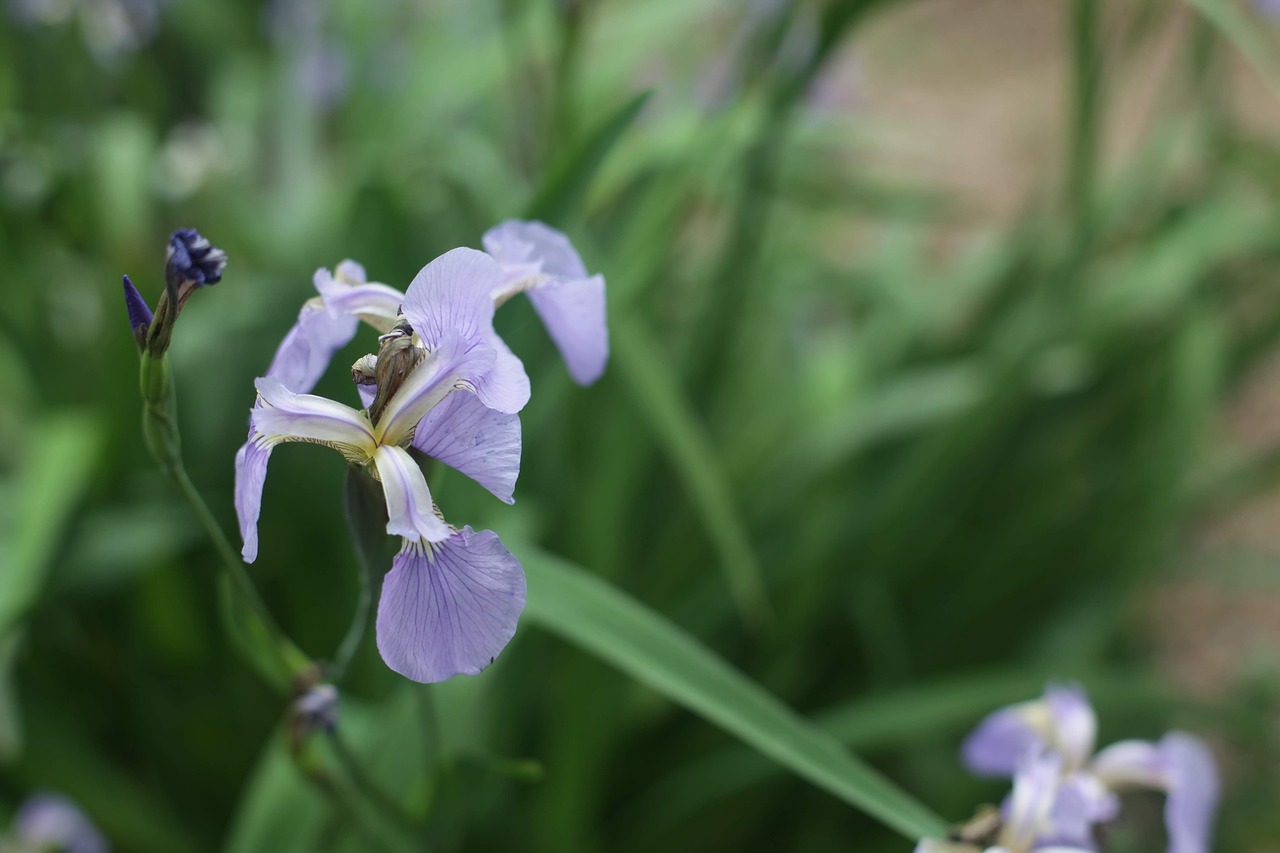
{"left": 329, "top": 555, "right": 373, "bottom": 683}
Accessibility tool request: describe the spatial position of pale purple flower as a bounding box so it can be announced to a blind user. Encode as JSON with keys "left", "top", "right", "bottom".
{"left": 11, "top": 793, "right": 108, "bottom": 853}
{"left": 236, "top": 250, "right": 526, "bottom": 683}
{"left": 961, "top": 684, "right": 1219, "bottom": 853}
{"left": 915, "top": 750, "right": 1093, "bottom": 853}
{"left": 1255, "top": 0, "right": 1280, "bottom": 21}
{"left": 482, "top": 220, "right": 609, "bottom": 386}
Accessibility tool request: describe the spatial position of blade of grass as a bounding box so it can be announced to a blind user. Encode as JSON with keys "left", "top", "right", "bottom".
{"left": 518, "top": 542, "right": 948, "bottom": 841}
{"left": 1180, "top": 0, "right": 1280, "bottom": 104}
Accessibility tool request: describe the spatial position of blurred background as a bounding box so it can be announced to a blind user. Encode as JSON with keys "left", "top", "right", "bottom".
{"left": 2, "top": 0, "right": 1280, "bottom": 850}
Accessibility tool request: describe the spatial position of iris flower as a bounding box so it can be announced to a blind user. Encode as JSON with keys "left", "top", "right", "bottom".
{"left": 962, "top": 684, "right": 1218, "bottom": 853}
{"left": 8, "top": 793, "right": 108, "bottom": 853}
{"left": 236, "top": 249, "right": 525, "bottom": 683}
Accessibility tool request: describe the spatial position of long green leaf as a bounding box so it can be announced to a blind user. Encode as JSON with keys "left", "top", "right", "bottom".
{"left": 1181, "top": 0, "right": 1280, "bottom": 104}
{"left": 518, "top": 543, "right": 948, "bottom": 841}
{"left": 614, "top": 320, "right": 771, "bottom": 624}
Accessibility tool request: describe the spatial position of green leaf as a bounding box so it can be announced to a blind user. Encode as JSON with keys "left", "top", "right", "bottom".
{"left": 524, "top": 90, "right": 652, "bottom": 225}
{"left": 614, "top": 320, "right": 772, "bottom": 625}
{"left": 518, "top": 543, "right": 948, "bottom": 841}
{"left": 0, "top": 413, "right": 101, "bottom": 636}
{"left": 1180, "top": 0, "right": 1280, "bottom": 104}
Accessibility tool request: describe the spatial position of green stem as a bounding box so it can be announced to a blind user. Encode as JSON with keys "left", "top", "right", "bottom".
{"left": 329, "top": 551, "right": 373, "bottom": 683}
{"left": 168, "top": 463, "right": 311, "bottom": 686}
{"left": 329, "top": 728, "right": 422, "bottom": 828}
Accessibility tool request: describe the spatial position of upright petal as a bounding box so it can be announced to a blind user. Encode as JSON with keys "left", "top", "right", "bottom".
{"left": 314, "top": 262, "right": 404, "bottom": 333}
{"left": 373, "top": 329, "right": 495, "bottom": 447}
{"left": 527, "top": 274, "right": 608, "bottom": 386}
{"left": 400, "top": 248, "right": 501, "bottom": 352}
{"left": 401, "top": 248, "right": 529, "bottom": 413}
{"left": 484, "top": 219, "right": 589, "bottom": 280}
{"left": 372, "top": 445, "right": 451, "bottom": 543}
{"left": 375, "top": 528, "right": 526, "bottom": 683}
{"left": 412, "top": 391, "right": 520, "bottom": 504}
{"left": 963, "top": 703, "right": 1040, "bottom": 778}
{"left": 1160, "top": 733, "right": 1219, "bottom": 853}
{"left": 252, "top": 377, "right": 376, "bottom": 453}
{"left": 1042, "top": 684, "right": 1097, "bottom": 772}
{"left": 1001, "top": 750, "right": 1061, "bottom": 853}
{"left": 264, "top": 298, "right": 359, "bottom": 394}
{"left": 235, "top": 436, "right": 274, "bottom": 563}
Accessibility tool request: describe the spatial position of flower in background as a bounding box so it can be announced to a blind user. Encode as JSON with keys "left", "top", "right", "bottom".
{"left": 1255, "top": 0, "right": 1280, "bottom": 21}
{"left": 916, "top": 749, "right": 1092, "bottom": 853}
{"left": 7, "top": 793, "right": 108, "bottom": 853}
{"left": 237, "top": 249, "right": 525, "bottom": 683}
{"left": 962, "top": 684, "right": 1219, "bottom": 853}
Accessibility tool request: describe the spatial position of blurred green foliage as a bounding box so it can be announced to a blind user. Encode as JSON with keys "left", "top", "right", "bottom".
{"left": 2, "top": 0, "right": 1280, "bottom": 850}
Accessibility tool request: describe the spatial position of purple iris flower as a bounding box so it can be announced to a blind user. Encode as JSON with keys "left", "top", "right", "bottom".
{"left": 235, "top": 249, "right": 525, "bottom": 683}
{"left": 11, "top": 793, "right": 108, "bottom": 853}
{"left": 1255, "top": 0, "right": 1280, "bottom": 20}
{"left": 962, "top": 684, "right": 1219, "bottom": 853}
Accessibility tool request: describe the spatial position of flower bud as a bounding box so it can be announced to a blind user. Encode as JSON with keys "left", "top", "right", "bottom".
{"left": 368, "top": 317, "right": 423, "bottom": 425}
{"left": 122, "top": 275, "right": 153, "bottom": 351}
{"left": 289, "top": 683, "right": 339, "bottom": 746}
{"left": 143, "top": 228, "right": 227, "bottom": 357}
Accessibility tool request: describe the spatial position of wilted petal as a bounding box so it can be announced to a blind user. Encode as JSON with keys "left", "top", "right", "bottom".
{"left": 252, "top": 377, "right": 376, "bottom": 453}
{"left": 963, "top": 704, "right": 1040, "bottom": 778}
{"left": 375, "top": 528, "right": 526, "bottom": 683}
{"left": 234, "top": 436, "right": 274, "bottom": 563}
{"left": 412, "top": 391, "right": 520, "bottom": 504}
{"left": 527, "top": 273, "right": 608, "bottom": 386}
{"left": 374, "top": 329, "right": 495, "bottom": 447}
{"left": 264, "top": 298, "right": 359, "bottom": 394}
{"left": 15, "top": 793, "right": 109, "bottom": 853}
{"left": 401, "top": 248, "right": 529, "bottom": 414}
{"left": 371, "top": 444, "right": 451, "bottom": 543}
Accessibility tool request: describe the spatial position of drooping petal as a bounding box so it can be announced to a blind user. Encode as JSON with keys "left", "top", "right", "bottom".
{"left": 373, "top": 329, "right": 496, "bottom": 447}
{"left": 234, "top": 436, "right": 274, "bottom": 563}
{"left": 526, "top": 273, "right": 608, "bottom": 385}
{"left": 484, "top": 219, "right": 589, "bottom": 280}
{"left": 15, "top": 794, "right": 109, "bottom": 853}
{"left": 1160, "top": 732, "right": 1219, "bottom": 853}
{"left": 371, "top": 444, "right": 451, "bottom": 544}
{"left": 264, "top": 298, "right": 359, "bottom": 394}
{"left": 1089, "top": 739, "right": 1166, "bottom": 790}
{"left": 375, "top": 528, "right": 526, "bottom": 683}
{"left": 412, "top": 391, "right": 520, "bottom": 504}
{"left": 963, "top": 703, "right": 1040, "bottom": 778}
{"left": 400, "top": 248, "right": 529, "bottom": 414}
{"left": 252, "top": 377, "right": 376, "bottom": 454}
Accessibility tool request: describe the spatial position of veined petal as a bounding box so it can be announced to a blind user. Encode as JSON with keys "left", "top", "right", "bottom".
{"left": 375, "top": 528, "right": 526, "bottom": 683}
{"left": 252, "top": 377, "right": 376, "bottom": 453}
{"left": 412, "top": 391, "right": 520, "bottom": 504}
{"left": 372, "top": 445, "right": 450, "bottom": 543}
{"left": 527, "top": 274, "right": 608, "bottom": 386}
{"left": 265, "top": 298, "right": 359, "bottom": 394}
{"left": 374, "top": 329, "right": 496, "bottom": 446}
{"left": 401, "top": 248, "right": 501, "bottom": 352}
{"left": 484, "top": 219, "right": 589, "bottom": 280}
{"left": 317, "top": 279, "right": 404, "bottom": 332}
{"left": 467, "top": 333, "right": 530, "bottom": 415}
{"left": 1160, "top": 732, "right": 1219, "bottom": 853}
{"left": 234, "top": 435, "right": 274, "bottom": 563}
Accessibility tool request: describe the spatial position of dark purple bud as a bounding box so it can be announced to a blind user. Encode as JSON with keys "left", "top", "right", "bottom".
{"left": 122, "top": 275, "right": 153, "bottom": 349}
{"left": 165, "top": 228, "right": 227, "bottom": 293}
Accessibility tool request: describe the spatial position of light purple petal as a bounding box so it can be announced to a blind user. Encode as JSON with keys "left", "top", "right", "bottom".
{"left": 357, "top": 383, "right": 376, "bottom": 410}
{"left": 1043, "top": 684, "right": 1097, "bottom": 772}
{"left": 1047, "top": 773, "right": 1118, "bottom": 847}
{"left": 373, "top": 329, "right": 495, "bottom": 447}
{"left": 1090, "top": 739, "right": 1166, "bottom": 789}
{"left": 1001, "top": 749, "right": 1062, "bottom": 852}
{"left": 372, "top": 445, "right": 451, "bottom": 544}
{"left": 527, "top": 273, "right": 608, "bottom": 386}
{"left": 483, "top": 219, "right": 589, "bottom": 280}
{"left": 963, "top": 704, "right": 1040, "bottom": 778}
{"left": 234, "top": 436, "right": 274, "bottom": 563}
{"left": 375, "top": 528, "right": 526, "bottom": 683}
{"left": 15, "top": 794, "right": 109, "bottom": 853}
{"left": 264, "top": 298, "right": 359, "bottom": 394}
{"left": 252, "top": 377, "right": 375, "bottom": 451}
{"left": 1161, "top": 732, "right": 1219, "bottom": 853}
{"left": 467, "top": 333, "right": 531, "bottom": 415}
{"left": 401, "top": 248, "right": 529, "bottom": 414}
{"left": 412, "top": 391, "right": 520, "bottom": 504}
